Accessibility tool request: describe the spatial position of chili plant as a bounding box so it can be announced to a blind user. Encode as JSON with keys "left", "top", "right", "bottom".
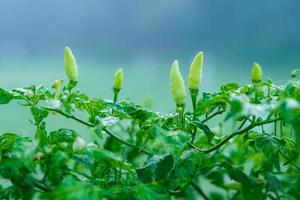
{"left": 0, "top": 48, "right": 300, "bottom": 200}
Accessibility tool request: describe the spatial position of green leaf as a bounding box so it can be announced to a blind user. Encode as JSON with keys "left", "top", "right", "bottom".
{"left": 0, "top": 133, "right": 19, "bottom": 153}
{"left": 48, "top": 129, "right": 78, "bottom": 152}
{"left": 266, "top": 173, "right": 281, "bottom": 192}
{"left": 86, "top": 147, "right": 132, "bottom": 170}
{"left": 255, "top": 133, "right": 278, "bottom": 157}
{"left": 253, "top": 133, "right": 282, "bottom": 170}
{"left": 154, "top": 154, "right": 174, "bottom": 180}
{"left": 35, "top": 122, "right": 48, "bottom": 147}
{"left": 41, "top": 176, "right": 100, "bottom": 200}
{"left": 291, "top": 68, "right": 300, "bottom": 78}
{"left": 47, "top": 151, "right": 69, "bottom": 185}
{"left": 0, "top": 88, "right": 14, "bottom": 104}
{"left": 220, "top": 82, "right": 240, "bottom": 92}
{"left": 227, "top": 94, "right": 245, "bottom": 119}
{"left": 136, "top": 166, "right": 153, "bottom": 183}
{"left": 241, "top": 183, "right": 266, "bottom": 200}
{"left": 0, "top": 134, "right": 36, "bottom": 187}
{"left": 31, "top": 106, "right": 48, "bottom": 125}
{"left": 136, "top": 154, "right": 174, "bottom": 183}
{"left": 225, "top": 165, "right": 263, "bottom": 186}
{"left": 151, "top": 128, "right": 190, "bottom": 158}
{"left": 223, "top": 164, "right": 266, "bottom": 200}
{"left": 284, "top": 81, "right": 300, "bottom": 101}
{"left": 227, "top": 167, "right": 253, "bottom": 185}
{"left": 195, "top": 93, "right": 228, "bottom": 116}
{"left": 170, "top": 150, "right": 209, "bottom": 188}
{"left": 109, "top": 100, "right": 158, "bottom": 122}
{"left": 132, "top": 184, "right": 170, "bottom": 200}
{"left": 191, "top": 121, "right": 214, "bottom": 142}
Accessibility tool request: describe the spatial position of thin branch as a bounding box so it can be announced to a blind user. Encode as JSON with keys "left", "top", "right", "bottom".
{"left": 201, "top": 109, "right": 224, "bottom": 124}
{"left": 33, "top": 180, "right": 51, "bottom": 192}
{"left": 190, "top": 89, "right": 198, "bottom": 143}
{"left": 237, "top": 116, "right": 249, "bottom": 130}
{"left": 103, "top": 127, "right": 152, "bottom": 155}
{"left": 267, "top": 194, "right": 277, "bottom": 200}
{"left": 191, "top": 121, "right": 214, "bottom": 139}
{"left": 43, "top": 107, "right": 94, "bottom": 127}
{"left": 190, "top": 117, "right": 283, "bottom": 154}
{"left": 191, "top": 181, "right": 210, "bottom": 200}
{"left": 43, "top": 107, "right": 151, "bottom": 155}
{"left": 69, "top": 168, "right": 92, "bottom": 180}
{"left": 278, "top": 149, "right": 300, "bottom": 170}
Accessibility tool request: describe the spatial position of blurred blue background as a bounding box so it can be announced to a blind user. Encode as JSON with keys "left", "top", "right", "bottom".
{"left": 0, "top": 0, "right": 300, "bottom": 134}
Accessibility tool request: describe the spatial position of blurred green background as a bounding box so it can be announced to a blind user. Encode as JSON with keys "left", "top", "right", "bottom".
{"left": 0, "top": 0, "right": 300, "bottom": 135}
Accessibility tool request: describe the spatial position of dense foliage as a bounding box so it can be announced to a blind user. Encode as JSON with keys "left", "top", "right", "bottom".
{"left": 1, "top": 49, "right": 300, "bottom": 199}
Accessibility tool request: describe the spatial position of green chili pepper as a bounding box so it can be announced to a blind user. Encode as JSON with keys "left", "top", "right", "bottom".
{"left": 64, "top": 47, "right": 79, "bottom": 82}
{"left": 251, "top": 62, "right": 263, "bottom": 83}
{"left": 170, "top": 60, "right": 186, "bottom": 107}
{"left": 113, "top": 68, "right": 123, "bottom": 90}
{"left": 188, "top": 51, "right": 203, "bottom": 90}
{"left": 112, "top": 68, "right": 123, "bottom": 103}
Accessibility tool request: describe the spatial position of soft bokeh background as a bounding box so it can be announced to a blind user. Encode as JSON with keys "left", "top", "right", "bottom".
{"left": 1, "top": 0, "right": 300, "bottom": 134}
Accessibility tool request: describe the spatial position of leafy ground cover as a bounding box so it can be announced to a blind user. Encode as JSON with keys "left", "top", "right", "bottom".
{"left": 0, "top": 48, "right": 300, "bottom": 199}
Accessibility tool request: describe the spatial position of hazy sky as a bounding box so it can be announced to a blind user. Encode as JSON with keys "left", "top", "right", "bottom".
{"left": 0, "top": 0, "right": 299, "bottom": 64}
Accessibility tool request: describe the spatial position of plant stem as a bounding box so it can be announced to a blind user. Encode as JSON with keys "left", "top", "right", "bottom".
{"left": 33, "top": 180, "right": 51, "bottom": 192}
{"left": 274, "top": 118, "right": 277, "bottom": 136}
{"left": 253, "top": 84, "right": 259, "bottom": 103}
{"left": 189, "top": 117, "right": 283, "bottom": 154}
{"left": 113, "top": 88, "right": 120, "bottom": 103}
{"left": 190, "top": 89, "right": 198, "bottom": 143}
{"left": 43, "top": 107, "right": 151, "bottom": 155}
{"left": 114, "top": 167, "right": 117, "bottom": 183}
{"left": 201, "top": 108, "right": 224, "bottom": 124}
{"left": 190, "top": 89, "right": 198, "bottom": 112}
{"left": 43, "top": 107, "right": 94, "bottom": 127}
{"left": 69, "top": 168, "right": 92, "bottom": 180}
{"left": 103, "top": 127, "right": 152, "bottom": 155}
{"left": 280, "top": 121, "right": 283, "bottom": 137}
{"left": 176, "top": 105, "right": 185, "bottom": 129}
{"left": 191, "top": 129, "right": 197, "bottom": 143}
{"left": 191, "top": 181, "right": 210, "bottom": 200}
{"left": 278, "top": 149, "right": 300, "bottom": 170}
{"left": 238, "top": 117, "right": 249, "bottom": 130}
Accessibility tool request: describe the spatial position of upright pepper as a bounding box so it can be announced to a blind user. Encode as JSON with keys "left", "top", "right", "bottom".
{"left": 188, "top": 51, "right": 203, "bottom": 90}
{"left": 188, "top": 51, "right": 203, "bottom": 111}
{"left": 251, "top": 63, "right": 263, "bottom": 83}
{"left": 112, "top": 68, "right": 123, "bottom": 103}
{"left": 113, "top": 68, "right": 123, "bottom": 91}
{"left": 170, "top": 60, "right": 186, "bottom": 107}
{"left": 64, "top": 47, "right": 79, "bottom": 82}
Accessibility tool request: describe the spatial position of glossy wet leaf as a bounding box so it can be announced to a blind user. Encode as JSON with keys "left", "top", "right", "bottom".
{"left": 136, "top": 154, "right": 174, "bottom": 183}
